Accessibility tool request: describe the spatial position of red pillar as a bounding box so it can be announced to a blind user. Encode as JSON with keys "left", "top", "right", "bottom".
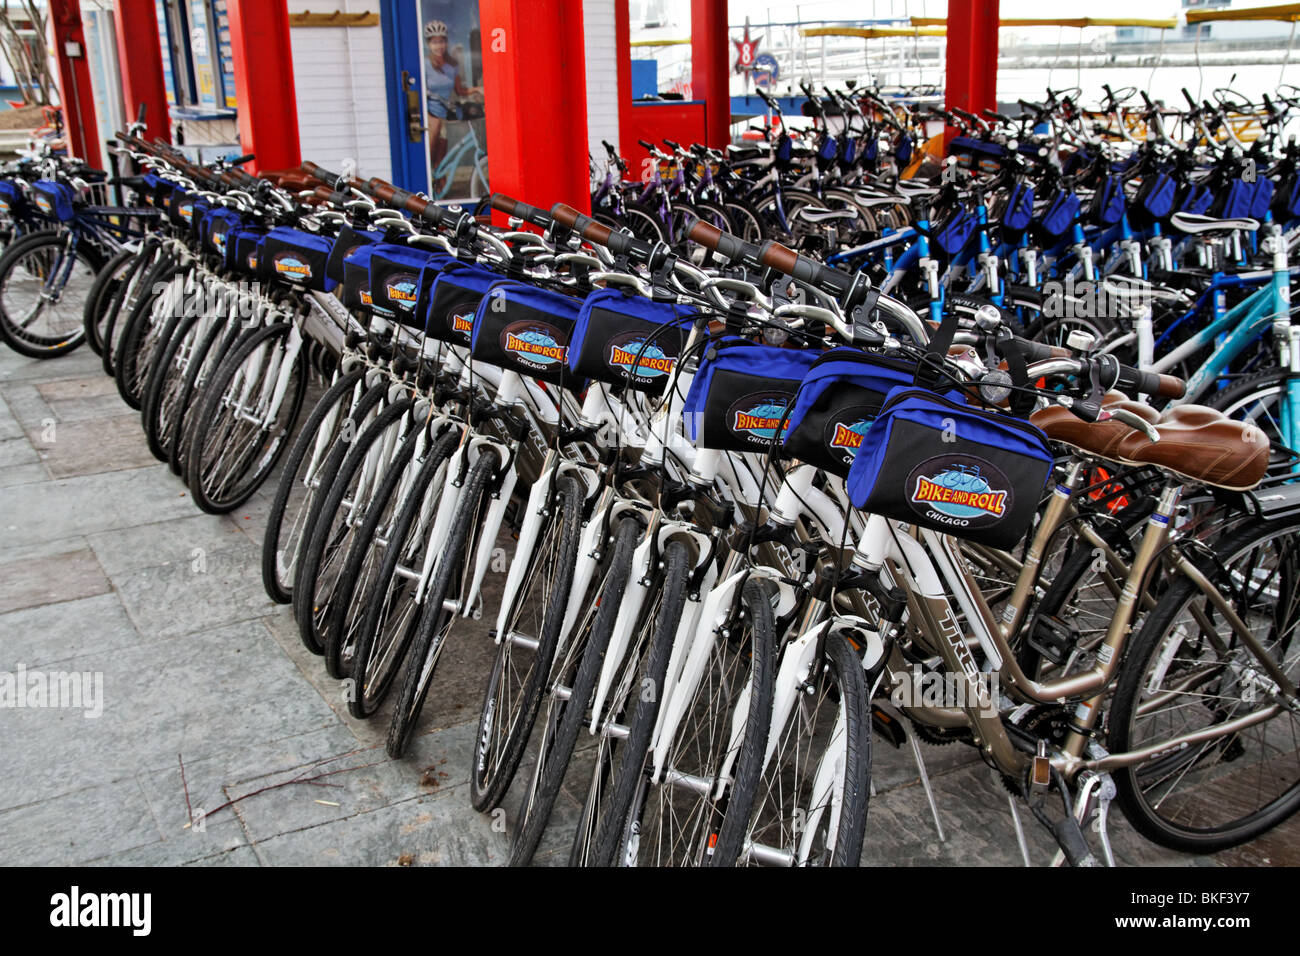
{"left": 615, "top": 0, "right": 633, "bottom": 159}
{"left": 690, "top": 0, "right": 729, "bottom": 149}
{"left": 945, "top": 0, "right": 999, "bottom": 134}
{"left": 226, "top": 0, "right": 300, "bottom": 174}
{"left": 480, "top": 0, "right": 590, "bottom": 219}
{"left": 113, "top": 0, "right": 171, "bottom": 143}
{"left": 48, "top": 0, "right": 102, "bottom": 167}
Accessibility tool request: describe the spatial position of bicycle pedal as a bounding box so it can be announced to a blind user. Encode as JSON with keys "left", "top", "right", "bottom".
{"left": 870, "top": 702, "right": 907, "bottom": 748}
{"left": 1026, "top": 614, "right": 1075, "bottom": 667}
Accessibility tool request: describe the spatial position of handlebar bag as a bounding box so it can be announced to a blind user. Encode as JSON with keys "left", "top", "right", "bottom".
{"left": 1037, "top": 189, "right": 1079, "bottom": 238}
{"left": 0, "top": 179, "right": 24, "bottom": 218}
{"left": 1218, "top": 179, "right": 1254, "bottom": 220}
{"left": 781, "top": 347, "right": 918, "bottom": 478}
{"left": 367, "top": 244, "right": 454, "bottom": 330}
{"left": 1086, "top": 174, "right": 1125, "bottom": 227}
{"left": 201, "top": 208, "right": 243, "bottom": 261}
{"left": 933, "top": 207, "right": 976, "bottom": 256}
{"left": 776, "top": 135, "right": 793, "bottom": 164}
{"left": 682, "top": 339, "right": 821, "bottom": 453}
{"left": 31, "top": 180, "right": 76, "bottom": 222}
{"left": 1134, "top": 171, "right": 1176, "bottom": 225}
{"left": 818, "top": 136, "right": 839, "bottom": 163}
{"left": 1249, "top": 177, "right": 1275, "bottom": 220}
{"left": 325, "top": 225, "right": 384, "bottom": 284}
{"left": 895, "top": 135, "right": 913, "bottom": 166}
{"left": 341, "top": 244, "right": 379, "bottom": 313}
{"left": 167, "top": 189, "right": 196, "bottom": 229}
{"left": 569, "top": 287, "right": 697, "bottom": 395}
{"left": 1278, "top": 173, "right": 1300, "bottom": 220}
{"left": 426, "top": 261, "right": 499, "bottom": 346}
{"left": 260, "top": 226, "right": 336, "bottom": 292}
{"left": 995, "top": 182, "right": 1034, "bottom": 234}
{"left": 841, "top": 136, "right": 858, "bottom": 166}
{"left": 846, "top": 385, "right": 1053, "bottom": 550}
{"left": 469, "top": 280, "right": 587, "bottom": 390}
{"left": 1180, "top": 181, "right": 1213, "bottom": 216}
{"left": 230, "top": 226, "right": 265, "bottom": 276}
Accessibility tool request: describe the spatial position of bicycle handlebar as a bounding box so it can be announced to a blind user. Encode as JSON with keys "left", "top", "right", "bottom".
{"left": 551, "top": 202, "right": 653, "bottom": 260}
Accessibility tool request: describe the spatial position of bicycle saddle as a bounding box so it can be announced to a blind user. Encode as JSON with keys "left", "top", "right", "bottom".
{"left": 1115, "top": 406, "right": 1268, "bottom": 491}
{"left": 1170, "top": 212, "right": 1259, "bottom": 235}
{"left": 795, "top": 206, "right": 859, "bottom": 223}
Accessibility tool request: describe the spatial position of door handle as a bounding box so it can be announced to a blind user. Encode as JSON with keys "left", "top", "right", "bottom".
{"left": 403, "top": 71, "right": 425, "bottom": 143}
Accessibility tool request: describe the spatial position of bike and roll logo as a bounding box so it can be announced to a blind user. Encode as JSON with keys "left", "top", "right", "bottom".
{"left": 906, "top": 454, "right": 1010, "bottom": 529}
{"left": 727, "top": 391, "right": 793, "bottom": 447}
{"left": 383, "top": 271, "right": 420, "bottom": 312}
{"left": 823, "top": 406, "right": 874, "bottom": 466}
{"left": 273, "top": 251, "right": 312, "bottom": 282}
{"left": 501, "top": 319, "right": 568, "bottom": 371}
{"left": 34, "top": 193, "right": 53, "bottom": 216}
{"left": 605, "top": 330, "right": 676, "bottom": 384}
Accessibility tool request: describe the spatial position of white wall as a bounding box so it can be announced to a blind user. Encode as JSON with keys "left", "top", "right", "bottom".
{"left": 288, "top": 0, "right": 392, "bottom": 181}
{"left": 584, "top": 0, "right": 621, "bottom": 175}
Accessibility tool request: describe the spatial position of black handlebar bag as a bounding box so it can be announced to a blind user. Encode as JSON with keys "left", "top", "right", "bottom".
{"left": 367, "top": 244, "right": 454, "bottom": 330}
{"left": 781, "top": 347, "right": 918, "bottom": 477}
{"left": 469, "top": 280, "right": 587, "bottom": 391}
{"left": 426, "top": 261, "right": 499, "bottom": 346}
{"left": 569, "top": 287, "right": 697, "bottom": 397}
{"left": 0, "top": 180, "right": 26, "bottom": 219}
{"left": 325, "top": 225, "right": 384, "bottom": 285}
{"left": 230, "top": 226, "right": 266, "bottom": 277}
{"left": 260, "top": 226, "right": 336, "bottom": 293}
{"left": 844, "top": 304, "right": 1053, "bottom": 550}
{"left": 340, "top": 244, "right": 379, "bottom": 314}
{"left": 681, "top": 339, "right": 821, "bottom": 453}
{"left": 845, "top": 386, "right": 1052, "bottom": 550}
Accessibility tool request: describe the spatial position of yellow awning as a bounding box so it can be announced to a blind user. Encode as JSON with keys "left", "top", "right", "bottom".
{"left": 629, "top": 37, "right": 692, "bottom": 47}
{"left": 911, "top": 16, "right": 1177, "bottom": 29}
{"left": 1186, "top": 3, "right": 1300, "bottom": 24}
{"left": 800, "top": 26, "right": 947, "bottom": 38}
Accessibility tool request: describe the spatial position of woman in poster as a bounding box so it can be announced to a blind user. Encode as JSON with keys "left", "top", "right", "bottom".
{"left": 424, "top": 19, "right": 480, "bottom": 190}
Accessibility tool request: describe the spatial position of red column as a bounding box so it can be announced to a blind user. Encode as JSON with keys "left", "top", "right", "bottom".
{"left": 48, "top": 0, "right": 102, "bottom": 167}
{"left": 480, "top": 0, "right": 590, "bottom": 219}
{"left": 615, "top": 0, "right": 632, "bottom": 158}
{"left": 690, "top": 0, "right": 729, "bottom": 148}
{"left": 226, "top": 0, "right": 300, "bottom": 174}
{"left": 113, "top": 0, "right": 171, "bottom": 143}
{"left": 945, "top": 0, "right": 999, "bottom": 135}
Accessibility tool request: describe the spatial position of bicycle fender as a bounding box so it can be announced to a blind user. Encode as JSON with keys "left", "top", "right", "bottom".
{"left": 494, "top": 460, "right": 556, "bottom": 640}
{"left": 798, "top": 705, "right": 848, "bottom": 864}
{"left": 415, "top": 442, "right": 468, "bottom": 602}
{"left": 589, "top": 535, "right": 655, "bottom": 734}
{"left": 467, "top": 456, "right": 517, "bottom": 617}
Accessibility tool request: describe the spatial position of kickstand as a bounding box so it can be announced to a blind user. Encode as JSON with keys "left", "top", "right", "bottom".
{"left": 1027, "top": 765, "right": 1099, "bottom": 867}
{"left": 907, "top": 729, "right": 946, "bottom": 842}
{"left": 1050, "top": 770, "right": 1117, "bottom": 867}
{"left": 1007, "top": 795, "right": 1032, "bottom": 866}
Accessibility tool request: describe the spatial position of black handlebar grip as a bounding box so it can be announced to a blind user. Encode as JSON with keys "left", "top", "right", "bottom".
{"left": 302, "top": 161, "right": 341, "bottom": 184}
{"left": 490, "top": 193, "right": 552, "bottom": 229}
{"left": 1114, "top": 363, "right": 1186, "bottom": 400}
{"left": 136, "top": 102, "right": 147, "bottom": 125}
{"left": 638, "top": 139, "right": 654, "bottom": 151}
{"left": 228, "top": 154, "right": 255, "bottom": 167}
{"left": 1012, "top": 338, "right": 1072, "bottom": 362}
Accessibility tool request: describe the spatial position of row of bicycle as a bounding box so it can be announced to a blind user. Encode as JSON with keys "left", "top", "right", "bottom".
{"left": 47, "top": 125, "right": 1300, "bottom": 867}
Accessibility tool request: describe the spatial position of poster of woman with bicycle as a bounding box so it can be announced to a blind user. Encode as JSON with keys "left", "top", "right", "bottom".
{"left": 421, "top": 1, "right": 488, "bottom": 199}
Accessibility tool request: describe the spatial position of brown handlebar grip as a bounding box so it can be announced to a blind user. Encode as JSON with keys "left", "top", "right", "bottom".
{"left": 551, "top": 203, "right": 580, "bottom": 229}
{"left": 759, "top": 240, "right": 800, "bottom": 274}
{"left": 1157, "top": 374, "right": 1186, "bottom": 400}
{"left": 491, "top": 194, "right": 519, "bottom": 216}
{"left": 369, "top": 181, "right": 397, "bottom": 202}
{"left": 688, "top": 219, "right": 722, "bottom": 248}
